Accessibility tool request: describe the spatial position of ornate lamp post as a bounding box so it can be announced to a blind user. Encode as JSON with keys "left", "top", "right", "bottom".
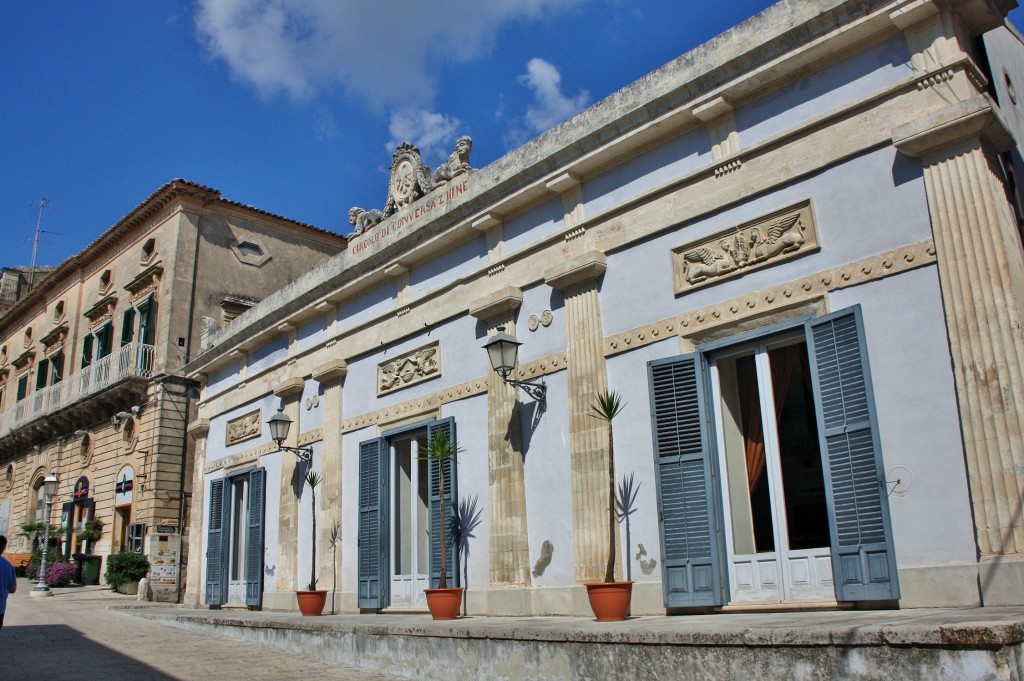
{"left": 267, "top": 409, "right": 313, "bottom": 461}
{"left": 30, "top": 473, "right": 59, "bottom": 597}
{"left": 482, "top": 326, "right": 547, "bottom": 410}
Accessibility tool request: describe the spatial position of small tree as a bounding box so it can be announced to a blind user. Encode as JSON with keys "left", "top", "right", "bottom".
{"left": 591, "top": 390, "right": 625, "bottom": 583}
{"left": 328, "top": 522, "right": 340, "bottom": 613}
{"left": 304, "top": 470, "right": 322, "bottom": 591}
{"left": 420, "top": 429, "right": 462, "bottom": 589}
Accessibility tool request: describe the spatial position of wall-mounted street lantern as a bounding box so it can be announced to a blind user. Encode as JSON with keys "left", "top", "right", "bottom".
{"left": 482, "top": 326, "right": 547, "bottom": 410}
{"left": 30, "top": 473, "right": 59, "bottom": 597}
{"left": 267, "top": 408, "right": 312, "bottom": 462}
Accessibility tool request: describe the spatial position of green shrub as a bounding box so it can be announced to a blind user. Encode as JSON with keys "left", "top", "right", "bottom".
{"left": 103, "top": 551, "right": 150, "bottom": 589}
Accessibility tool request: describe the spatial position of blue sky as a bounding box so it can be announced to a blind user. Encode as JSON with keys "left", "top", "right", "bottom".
{"left": 2, "top": 1, "right": 1022, "bottom": 269}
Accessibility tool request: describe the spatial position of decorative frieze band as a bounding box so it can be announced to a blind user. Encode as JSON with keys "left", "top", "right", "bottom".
{"left": 378, "top": 341, "right": 440, "bottom": 395}
{"left": 672, "top": 200, "right": 818, "bottom": 294}
{"left": 608, "top": 240, "right": 937, "bottom": 356}
{"left": 204, "top": 427, "right": 323, "bottom": 473}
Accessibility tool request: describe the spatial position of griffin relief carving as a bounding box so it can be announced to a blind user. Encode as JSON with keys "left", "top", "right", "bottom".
{"left": 378, "top": 342, "right": 440, "bottom": 395}
{"left": 673, "top": 202, "right": 817, "bottom": 293}
{"left": 226, "top": 409, "right": 262, "bottom": 446}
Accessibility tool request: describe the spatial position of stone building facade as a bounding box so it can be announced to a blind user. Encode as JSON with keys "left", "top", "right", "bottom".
{"left": 184, "top": 0, "right": 1024, "bottom": 615}
{"left": 0, "top": 179, "right": 346, "bottom": 600}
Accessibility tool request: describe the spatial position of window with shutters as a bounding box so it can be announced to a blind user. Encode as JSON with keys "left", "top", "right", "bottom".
{"left": 649, "top": 305, "right": 898, "bottom": 608}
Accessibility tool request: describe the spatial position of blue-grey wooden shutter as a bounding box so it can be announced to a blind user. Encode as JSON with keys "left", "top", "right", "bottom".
{"left": 427, "top": 418, "right": 459, "bottom": 589}
{"left": 648, "top": 354, "right": 725, "bottom": 608}
{"left": 245, "top": 468, "right": 266, "bottom": 607}
{"left": 358, "top": 438, "right": 388, "bottom": 608}
{"left": 807, "top": 307, "right": 899, "bottom": 602}
{"left": 205, "top": 478, "right": 228, "bottom": 605}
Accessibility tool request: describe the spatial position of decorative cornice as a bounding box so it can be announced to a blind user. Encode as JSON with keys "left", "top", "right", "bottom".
{"left": 83, "top": 294, "right": 118, "bottom": 324}
{"left": 469, "top": 287, "right": 524, "bottom": 321}
{"left": 312, "top": 359, "right": 347, "bottom": 383}
{"left": 124, "top": 262, "right": 163, "bottom": 298}
{"left": 893, "top": 94, "right": 1013, "bottom": 158}
{"left": 187, "top": 419, "right": 211, "bottom": 439}
{"left": 273, "top": 377, "right": 304, "bottom": 399}
{"left": 545, "top": 251, "right": 607, "bottom": 291}
{"left": 38, "top": 323, "right": 69, "bottom": 354}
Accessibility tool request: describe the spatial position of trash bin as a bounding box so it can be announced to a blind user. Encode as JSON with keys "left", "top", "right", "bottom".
{"left": 72, "top": 553, "right": 85, "bottom": 584}
{"left": 81, "top": 555, "right": 101, "bottom": 586}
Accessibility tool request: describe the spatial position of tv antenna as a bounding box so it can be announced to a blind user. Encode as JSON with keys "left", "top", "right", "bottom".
{"left": 26, "top": 198, "right": 63, "bottom": 292}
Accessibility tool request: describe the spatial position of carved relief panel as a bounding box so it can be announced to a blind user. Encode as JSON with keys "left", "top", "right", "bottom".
{"left": 378, "top": 341, "right": 440, "bottom": 396}
{"left": 672, "top": 201, "right": 819, "bottom": 294}
{"left": 226, "top": 409, "right": 262, "bottom": 446}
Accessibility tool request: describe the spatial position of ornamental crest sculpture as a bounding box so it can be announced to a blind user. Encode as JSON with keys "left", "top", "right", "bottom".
{"left": 377, "top": 342, "right": 440, "bottom": 395}
{"left": 348, "top": 136, "right": 473, "bottom": 235}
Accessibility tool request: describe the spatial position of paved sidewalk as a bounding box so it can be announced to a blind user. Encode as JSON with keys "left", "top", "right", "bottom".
{"left": 0, "top": 578, "right": 401, "bottom": 681}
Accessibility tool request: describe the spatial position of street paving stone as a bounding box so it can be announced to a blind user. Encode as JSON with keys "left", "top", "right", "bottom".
{"left": 0, "top": 579, "right": 402, "bottom": 681}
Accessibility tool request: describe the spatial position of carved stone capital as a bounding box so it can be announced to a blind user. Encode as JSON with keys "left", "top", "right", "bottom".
{"left": 273, "top": 377, "right": 305, "bottom": 399}
{"left": 893, "top": 95, "right": 1013, "bottom": 159}
{"left": 312, "top": 359, "right": 348, "bottom": 383}
{"left": 188, "top": 418, "right": 211, "bottom": 439}
{"left": 469, "top": 287, "right": 524, "bottom": 321}
{"left": 545, "top": 251, "right": 607, "bottom": 291}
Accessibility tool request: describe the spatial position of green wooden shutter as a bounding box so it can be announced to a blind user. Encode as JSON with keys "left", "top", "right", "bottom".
{"left": 35, "top": 358, "right": 49, "bottom": 390}
{"left": 81, "top": 335, "right": 94, "bottom": 369}
{"left": 16, "top": 374, "right": 28, "bottom": 401}
{"left": 50, "top": 351, "right": 64, "bottom": 384}
{"left": 358, "top": 438, "right": 388, "bottom": 608}
{"left": 245, "top": 468, "right": 266, "bottom": 607}
{"left": 205, "top": 478, "right": 227, "bottom": 606}
{"left": 648, "top": 354, "right": 725, "bottom": 608}
{"left": 427, "top": 418, "right": 458, "bottom": 589}
{"left": 96, "top": 323, "right": 113, "bottom": 359}
{"left": 807, "top": 307, "right": 899, "bottom": 602}
{"left": 120, "top": 308, "right": 136, "bottom": 346}
{"left": 138, "top": 297, "right": 156, "bottom": 345}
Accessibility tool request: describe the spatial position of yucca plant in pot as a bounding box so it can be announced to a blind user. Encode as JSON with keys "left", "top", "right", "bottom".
{"left": 420, "top": 429, "right": 464, "bottom": 620}
{"left": 296, "top": 470, "right": 328, "bottom": 616}
{"left": 584, "top": 390, "right": 633, "bottom": 621}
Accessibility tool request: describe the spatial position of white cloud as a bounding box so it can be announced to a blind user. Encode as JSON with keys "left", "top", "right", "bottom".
{"left": 519, "top": 57, "right": 590, "bottom": 133}
{"left": 194, "top": 0, "right": 586, "bottom": 111}
{"left": 387, "top": 109, "right": 461, "bottom": 163}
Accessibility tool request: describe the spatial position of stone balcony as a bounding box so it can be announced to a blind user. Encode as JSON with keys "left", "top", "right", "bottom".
{"left": 0, "top": 342, "right": 155, "bottom": 456}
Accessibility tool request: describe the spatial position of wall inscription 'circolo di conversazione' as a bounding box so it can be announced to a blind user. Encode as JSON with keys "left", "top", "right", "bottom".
{"left": 672, "top": 200, "right": 819, "bottom": 295}
{"left": 378, "top": 341, "right": 440, "bottom": 396}
{"left": 226, "top": 409, "right": 262, "bottom": 446}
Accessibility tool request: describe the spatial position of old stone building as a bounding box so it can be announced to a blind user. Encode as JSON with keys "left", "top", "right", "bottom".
{"left": 183, "top": 0, "right": 1024, "bottom": 615}
{"left": 0, "top": 179, "right": 346, "bottom": 600}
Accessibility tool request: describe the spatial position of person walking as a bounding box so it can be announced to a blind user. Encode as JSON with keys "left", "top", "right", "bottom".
{"left": 0, "top": 535, "right": 17, "bottom": 630}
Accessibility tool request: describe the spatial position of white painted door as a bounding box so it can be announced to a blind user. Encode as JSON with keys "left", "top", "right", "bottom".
{"left": 710, "top": 333, "right": 834, "bottom": 604}
{"left": 389, "top": 433, "right": 430, "bottom": 608}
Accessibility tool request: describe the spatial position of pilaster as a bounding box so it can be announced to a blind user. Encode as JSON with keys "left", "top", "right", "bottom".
{"left": 545, "top": 252, "right": 614, "bottom": 582}
{"left": 469, "top": 288, "right": 531, "bottom": 586}
{"left": 312, "top": 359, "right": 346, "bottom": 607}
{"left": 273, "top": 378, "right": 304, "bottom": 592}
{"left": 183, "top": 418, "right": 210, "bottom": 607}
{"left": 894, "top": 96, "right": 1024, "bottom": 559}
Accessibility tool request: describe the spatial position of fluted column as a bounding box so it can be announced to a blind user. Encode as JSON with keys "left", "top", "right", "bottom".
{"left": 312, "top": 359, "right": 347, "bottom": 607}
{"left": 274, "top": 377, "right": 304, "bottom": 591}
{"left": 894, "top": 96, "right": 1024, "bottom": 557}
{"left": 183, "top": 418, "right": 210, "bottom": 607}
{"left": 470, "top": 288, "right": 531, "bottom": 586}
{"left": 545, "top": 252, "right": 613, "bottom": 583}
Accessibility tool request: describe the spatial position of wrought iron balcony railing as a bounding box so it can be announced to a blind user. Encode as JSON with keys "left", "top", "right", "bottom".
{"left": 0, "top": 342, "right": 155, "bottom": 441}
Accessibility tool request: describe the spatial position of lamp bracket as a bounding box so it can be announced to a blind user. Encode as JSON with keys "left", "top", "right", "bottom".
{"left": 275, "top": 443, "right": 313, "bottom": 462}
{"left": 503, "top": 376, "right": 547, "bottom": 410}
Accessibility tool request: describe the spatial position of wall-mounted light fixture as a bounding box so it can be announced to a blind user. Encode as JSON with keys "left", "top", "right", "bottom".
{"left": 482, "top": 326, "right": 547, "bottom": 410}
{"left": 266, "top": 409, "right": 312, "bottom": 462}
{"left": 73, "top": 430, "right": 88, "bottom": 437}
{"left": 112, "top": 411, "right": 132, "bottom": 430}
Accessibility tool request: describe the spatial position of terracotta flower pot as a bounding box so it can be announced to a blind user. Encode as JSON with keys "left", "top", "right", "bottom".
{"left": 424, "top": 587, "right": 464, "bottom": 620}
{"left": 296, "top": 589, "right": 328, "bottom": 616}
{"left": 585, "top": 581, "right": 633, "bottom": 621}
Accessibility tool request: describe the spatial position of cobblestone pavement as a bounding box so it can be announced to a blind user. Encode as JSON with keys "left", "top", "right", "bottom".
{"left": 0, "top": 579, "right": 402, "bottom": 681}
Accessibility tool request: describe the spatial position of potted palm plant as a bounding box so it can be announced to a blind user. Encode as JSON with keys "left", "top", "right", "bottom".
{"left": 421, "top": 429, "right": 464, "bottom": 620}
{"left": 584, "top": 390, "right": 633, "bottom": 621}
{"left": 295, "top": 470, "right": 327, "bottom": 616}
